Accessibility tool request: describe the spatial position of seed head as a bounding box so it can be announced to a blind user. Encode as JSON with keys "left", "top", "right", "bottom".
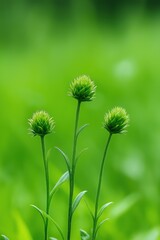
{"left": 104, "top": 107, "right": 129, "bottom": 134}
{"left": 28, "top": 110, "right": 55, "bottom": 137}
{"left": 69, "top": 75, "right": 96, "bottom": 102}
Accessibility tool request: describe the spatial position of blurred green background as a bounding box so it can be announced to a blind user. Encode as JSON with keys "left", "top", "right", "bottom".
{"left": 0, "top": 0, "right": 160, "bottom": 239}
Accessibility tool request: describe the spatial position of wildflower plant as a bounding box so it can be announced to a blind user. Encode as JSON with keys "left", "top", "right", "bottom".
{"left": 56, "top": 75, "right": 96, "bottom": 240}
{"left": 91, "top": 107, "right": 129, "bottom": 240}
{"left": 28, "top": 111, "right": 68, "bottom": 240}
{"left": 26, "top": 78, "right": 129, "bottom": 240}
{"left": 0, "top": 75, "right": 129, "bottom": 240}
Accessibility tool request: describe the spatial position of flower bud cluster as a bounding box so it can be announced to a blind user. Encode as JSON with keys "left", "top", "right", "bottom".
{"left": 68, "top": 75, "right": 96, "bottom": 102}
{"left": 29, "top": 111, "right": 55, "bottom": 137}
{"left": 104, "top": 107, "right": 129, "bottom": 134}
{"left": 29, "top": 77, "right": 129, "bottom": 137}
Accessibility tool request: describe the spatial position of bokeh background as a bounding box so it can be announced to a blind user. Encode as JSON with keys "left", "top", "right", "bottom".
{"left": 0, "top": 0, "right": 160, "bottom": 239}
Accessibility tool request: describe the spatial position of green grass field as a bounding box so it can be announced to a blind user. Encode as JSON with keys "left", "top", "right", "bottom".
{"left": 0, "top": 3, "right": 160, "bottom": 239}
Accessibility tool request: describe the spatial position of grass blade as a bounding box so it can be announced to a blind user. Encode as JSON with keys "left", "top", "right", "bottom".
{"left": 76, "top": 124, "right": 89, "bottom": 138}
{"left": 31, "top": 204, "right": 45, "bottom": 224}
{"left": 55, "top": 147, "right": 70, "bottom": 172}
{"left": 96, "top": 218, "right": 109, "bottom": 235}
{"left": 97, "top": 202, "right": 113, "bottom": 219}
{"left": 1, "top": 235, "right": 9, "bottom": 240}
{"left": 72, "top": 190, "right": 87, "bottom": 214}
{"left": 80, "top": 229, "right": 90, "bottom": 240}
{"left": 50, "top": 171, "right": 69, "bottom": 200}
{"left": 43, "top": 212, "right": 64, "bottom": 240}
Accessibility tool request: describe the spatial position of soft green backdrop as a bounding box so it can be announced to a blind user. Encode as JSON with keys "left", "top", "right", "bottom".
{"left": 0, "top": 1, "right": 160, "bottom": 240}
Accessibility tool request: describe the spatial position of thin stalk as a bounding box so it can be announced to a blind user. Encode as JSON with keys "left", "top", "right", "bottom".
{"left": 41, "top": 136, "right": 50, "bottom": 240}
{"left": 92, "top": 133, "right": 112, "bottom": 240}
{"left": 67, "top": 100, "right": 81, "bottom": 240}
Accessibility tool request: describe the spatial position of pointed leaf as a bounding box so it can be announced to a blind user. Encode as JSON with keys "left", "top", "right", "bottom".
{"left": 80, "top": 229, "right": 90, "bottom": 240}
{"left": 55, "top": 147, "right": 70, "bottom": 171}
{"left": 1, "top": 235, "right": 9, "bottom": 240}
{"left": 97, "top": 202, "right": 113, "bottom": 219}
{"left": 50, "top": 238, "right": 58, "bottom": 240}
{"left": 32, "top": 205, "right": 64, "bottom": 240}
{"left": 50, "top": 171, "right": 69, "bottom": 199}
{"left": 75, "top": 148, "right": 88, "bottom": 165}
{"left": 40, "top": 210, "right": 64, "bottom": 240}
{"left": 84, "top": 200, "right": 94, "bottom": 220}
{"left": 72, "top": 191, "right": 87, "bottom": 214}
{"left": 76, "top": 124, "right": 89, "bottom": 138}
{"left": 96, "top": 218, "right": 109, "bottom": 235}
{"left": 31, "top": 204, "right": 45, "bottom": 224}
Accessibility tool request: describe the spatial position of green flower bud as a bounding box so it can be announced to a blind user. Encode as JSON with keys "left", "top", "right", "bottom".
{"left": 29, "top": 110, "right": 55, "bottom": 137}
{"left": 104, "top": 107, "right": 129, "bottom": 134}
{"left": 69, "top": 75, "right": 96, "bottom": 102}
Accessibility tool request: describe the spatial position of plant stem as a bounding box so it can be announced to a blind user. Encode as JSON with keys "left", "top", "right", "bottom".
{"left": 67, "top": 100, "right": 81, "bottom": 240}
{"left": 41, "top": 136, "right": 50, "bottom": 240}
{"left": 92, "top": 133, "right": 112, "bottom": 240}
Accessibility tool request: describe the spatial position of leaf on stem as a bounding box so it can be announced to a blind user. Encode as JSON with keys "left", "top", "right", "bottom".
{"left": 31, "top": 204, "right": 45, "bottom": 224}
{"left": 72, "top": 190, "right": 87, "bottom": 214}
{"left": 96, "top": 218, "right": 109, "bottom": 234}
{"left": 84, "top": 200, "right": 94, "bottom": 220}
{"left": 1, "top": 235, "right": 9, "bottom": 240}
{"left": 97, "top": 202, "right": 113, "bottom": 219}
{"left": 50, "top": 171, "right": 69, "bottom": 199}
{"left": 55, "top": 147, "right": 70, "bottom": 171}
{"left": 43, "top": 212, "right": 64, "bottom": 240}
{"left": 75, "top": 147, "right": 88, "bottom": 165}
{"left": 31, "top": 205, "right": 64, "bottom": 240}
{"left": 80, "top": 229, "right": 90, "bottom": 240}
{"left": 76, "top": 124, "right": 89, "bottom": 138}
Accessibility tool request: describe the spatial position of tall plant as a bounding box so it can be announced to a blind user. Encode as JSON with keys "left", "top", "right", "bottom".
{"left": 29, "top": 111, "right": 55, "bottom": 240}
{"left": 1, "top": 76, "right": 129, "bottom": 240}
{"left": 28, "top": 111, "right": 68, "bottom": 240}
{"left": 91, "top": 107, "right": 129, "bottom": 240}
{"left": 56, "top": 75, "right": 96, "bottom": 240}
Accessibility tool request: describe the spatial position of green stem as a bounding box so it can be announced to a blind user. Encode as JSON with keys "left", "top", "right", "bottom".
{"left": 67, "top": 100, "right": 81, "bottom": 240}
{"left": 41, "top": 136, "right": 50, "bottom": 240}
{"left": 92, "top": 133, "right": 112, "bottom": 240}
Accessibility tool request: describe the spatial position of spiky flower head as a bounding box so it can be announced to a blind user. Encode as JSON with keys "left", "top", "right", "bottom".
{"left": 69, "top": 75, "right": 96, "bottom": 102}
{"left": 104, "top": 107, "right": 129, "bottom": 134}
{"left": 28, "top": 110, "right": 55, "bottom": 137}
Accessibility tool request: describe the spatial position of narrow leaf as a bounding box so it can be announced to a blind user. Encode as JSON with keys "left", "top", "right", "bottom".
{"left": 31, "top": 205, "right": 64, "bottom": 240}
{"left": 76, "top": 124, "right": 89, "bottom": 138}
{"left": 72, "top": 190, "right": 87, "bottom": 214}
{"left": 41, "top": 211, "right": 64, "bottom": 240}
{"left": 50, "top": 238, "right": 58, "bottom": 240}
{"left": 96, "top": 218, "right": 109, "bottom": 235}
{"left": 75, "top": 148, "right": 88, "bottom": 165}
{"left": 50, "top": 171, "right": 69, "bottom": 199}
{"left": 1, "top": 235, "right": 9, "bottom": 240}
{"left": 55, "top": 147, "right": 70, "bottom": 171}
{"left": 31, "top": 204, "right": 45, "bottom": 224}
{"left": 80, "top": 229, "right": 90, "bottom": 240}
{"left": 84, "top": 199, "right": 94, "bottom": 220}
{"left": 97, "top": 202, "right": 113, "bottom": 219}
